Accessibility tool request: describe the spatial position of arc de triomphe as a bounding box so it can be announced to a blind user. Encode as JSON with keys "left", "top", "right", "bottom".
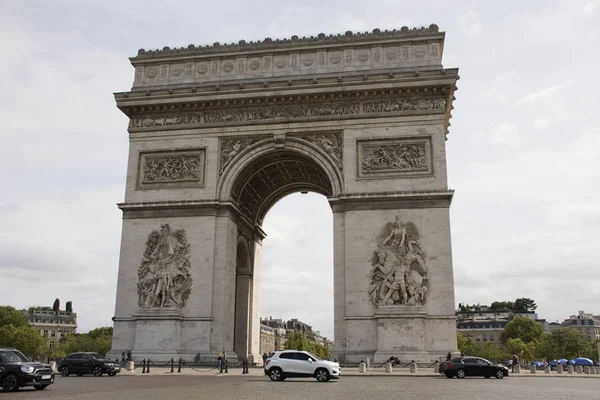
{"left": 109, "top": 25, "right": 459, "bottom": 363}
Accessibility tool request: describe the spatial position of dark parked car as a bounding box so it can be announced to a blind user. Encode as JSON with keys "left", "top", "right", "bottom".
{"left": 0, "top": 347, "right": 54, "bottom": 392}
{"left": 439, "top": 356, "right": 508, "bottom": 379}
{"left": 58, "top": 352, "right": 120, "bottom": 377}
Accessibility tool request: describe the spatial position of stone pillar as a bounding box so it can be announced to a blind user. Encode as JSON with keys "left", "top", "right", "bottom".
{"left": 557, "top": 364, "right": 563, "bottom": 373}
{"left": 576, "top": 365, "right": 583, "bottom": 374}
{"left": 233, "top": 272, "right": 250, "bottom": 360}
{"left": 568, "top": 365, "right": 574, "bottom": 374}
{"left": 584, "top": 366, "right": 591, "bottom": 374}
{"left": 384, "top": 362, "right": 392, "bottom": 373}
{"left": 514, "top": 364, "right": 521, "bottom": 374}
{"left": 246, "top": 238, "right": 263, "bottom": 365}
{"left": 359, "top": 362, "right": 366, "bottom": 373}
{"left": 410, "top": 361, "right": 417, "bottom": 373}
{"left": 331, "top": 210, "right": 347, "bottom": 361}
{"left": 366, "top": 357, "right": 370, "bottom": 368}
{"left": 529, "top": 365, "right": 536, "bottom": 374}
{"left": 544, "top": 365, "right": 550, "bottom": 374}
{"left": 434, "top": 362, "right": 439, "bottom": 373}
{"left": 127, "top": 361, "right": 134, "bottom": 371}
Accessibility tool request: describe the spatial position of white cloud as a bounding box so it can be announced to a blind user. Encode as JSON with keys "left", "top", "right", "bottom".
{"left": 515, "top": 79, "right": 575, "bottom": 105}
{"left": 458, "top": 10, "right": 483, "bottom": 38}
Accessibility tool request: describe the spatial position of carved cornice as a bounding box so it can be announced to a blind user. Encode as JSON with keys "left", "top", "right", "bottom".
{"left": 135, "top": 25, "right": 441, "bottom": 59}
{"left": 330, "top": 190, "right": 454, "bottom": 211}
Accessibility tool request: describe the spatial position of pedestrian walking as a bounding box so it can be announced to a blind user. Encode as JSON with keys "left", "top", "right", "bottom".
{"left": 511, "top": 353, "right": 519, "bottom": 373}
{"left": 262, "top": 353, "right": 268, "bottom": 366}
{"left": 242, "top": 355, "right": 249, "bottom": 374}
{"left": 217, "top": 353, "right": 223, "bottom": 373}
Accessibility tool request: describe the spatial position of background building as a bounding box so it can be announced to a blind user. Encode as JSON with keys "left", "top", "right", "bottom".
{"left": 561, "top": 311, "right": 600, "bottom": 342}
{"left": 23, "top": 303, "right": 77, "bottom": 349}
{"left": 457, "top": 310, "right": 547, "bottom": 344}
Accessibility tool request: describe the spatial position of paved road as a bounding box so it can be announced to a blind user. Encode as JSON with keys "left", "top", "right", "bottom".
{"left": 2, "top": 374, "right": 600, "bottom": 399}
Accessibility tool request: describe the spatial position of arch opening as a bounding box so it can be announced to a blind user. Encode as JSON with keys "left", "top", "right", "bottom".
{"left": 230, "top": 149, "right": 334, "bottom": 225}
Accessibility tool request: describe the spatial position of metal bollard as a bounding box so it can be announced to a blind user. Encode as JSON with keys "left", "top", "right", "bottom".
{"left": 170, "top": 358, "right": 174, "bottom": 373}
{"left": 142, "top": 359, "right": 146, "bottom": 374}
{"left": 178, "top": 358, "right": 182, "bottom": 373}
{"left": 147, "top": 359, "right": 151, "bottom": 373}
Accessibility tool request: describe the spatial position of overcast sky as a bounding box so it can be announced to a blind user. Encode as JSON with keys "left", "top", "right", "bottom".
{"left": 1, "top": 0, "right": 599, "bottom": 340}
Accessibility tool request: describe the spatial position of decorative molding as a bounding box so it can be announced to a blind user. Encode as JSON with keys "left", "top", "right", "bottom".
{"left": 368, "top": 217, "right": 429, "bottom": 307}
{"left": 135, "top": 25, "right": 441, "bottom": 58}
{"left": 137, "top": 149, "right": 205, "bottom": 189}
{"left": 137, "top": 224, "right": 193, "bottom": 310}
{"left": 129, "top": 97, "right": 446, "bottom": 130}
{"left": 357, "top": 137, "right": 433, "bottom": 178}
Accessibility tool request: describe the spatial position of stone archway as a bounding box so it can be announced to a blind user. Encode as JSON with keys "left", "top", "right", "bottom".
{"left": 109, "top": 25, "right": 460, "bottom": 363}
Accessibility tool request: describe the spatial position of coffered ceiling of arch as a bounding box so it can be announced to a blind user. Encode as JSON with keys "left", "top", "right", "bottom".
{"left": 231, "top": 152, "right": 332, "bottom": 224}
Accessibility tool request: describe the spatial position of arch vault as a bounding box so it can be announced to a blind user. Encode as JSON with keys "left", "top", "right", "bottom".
{"left": 109, "top": 25, "right": 460, "bottom": 363}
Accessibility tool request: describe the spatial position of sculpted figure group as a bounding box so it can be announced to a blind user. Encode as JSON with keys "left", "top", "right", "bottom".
{"left": 138, "top": 224, "right": 192, "bottom": 309}
{"left": 369, "top": 217, "right": 429, "bottom": 307}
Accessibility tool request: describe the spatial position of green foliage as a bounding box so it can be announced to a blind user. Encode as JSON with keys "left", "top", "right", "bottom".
{"left": 0, "top": 306, "right": 29, "bottom": 328}
{"left": 0, "top": 324, "right": 46, "bottom": 358}
{"left": 514, "top": 298, "right": 537, "bottom": 312}
{"left": 501, "top": 316, "right": 544, "bottom": 345}
{"left": 284, "top": 332, "right": 330, "bottom": 360}
{"left": 456, "top": 333, "right": 510, "bottom": 362}
{"left": 506, "top": 338, "right": 535, "bottom": 362}
{"left": 50, "top": 326, "right": 114, "bottom": 359}
{"left": 488, "top": 301, "right": 515, "bottom": 311}
{"left": 534, "top": 328, "right": 591, "bottom": 361}
{"left": 52, "top": 298, "right": 60, "bottom": 313}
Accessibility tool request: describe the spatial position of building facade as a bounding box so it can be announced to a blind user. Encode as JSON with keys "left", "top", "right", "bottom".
{"left": 23, "top": 306, "right": 78, "bottom": 348}
{"left": 562, "top": 311, "right": 600, "bottom": 342}
{"left": 259, "top": 324, "right": 275, "bottom": 355}
{"left": 457, "top": 310, "right": 547, "bottom": 344}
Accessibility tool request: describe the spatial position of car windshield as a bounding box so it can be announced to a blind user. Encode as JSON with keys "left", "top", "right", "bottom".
{"left": 0, "top": 350, "right": 29, "bottom": 363}
{"left": 305, "top": 352, "right": 321, "bottom": 361}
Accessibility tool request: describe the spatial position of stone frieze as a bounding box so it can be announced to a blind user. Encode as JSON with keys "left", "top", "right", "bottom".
{"left": 129, "top": 97, "right": 446, "bottom": 130}
{"left": 358, "top": 138, "right": 432, "bottom": 178}
{"left": 138, "top": 149, "right": 205, "bottom": 188}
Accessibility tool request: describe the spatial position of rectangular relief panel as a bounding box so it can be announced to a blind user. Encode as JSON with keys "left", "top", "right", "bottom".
{"left": 137, "top": 148, "right": 206, "bottom": 189}
{"left": 357, "top": 137, "right": 433, "bottom": 179}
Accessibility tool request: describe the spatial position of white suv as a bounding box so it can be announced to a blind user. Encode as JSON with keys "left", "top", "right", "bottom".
{"left": 264, "top": 350, "right": 341, "bottom": 382}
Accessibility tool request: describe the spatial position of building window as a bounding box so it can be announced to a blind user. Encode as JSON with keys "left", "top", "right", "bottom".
{"left": 43, "top": 330, "right": 48, "bottom": 336}
{"left": 51, "top": 330, "right": 56, "bottom": 337}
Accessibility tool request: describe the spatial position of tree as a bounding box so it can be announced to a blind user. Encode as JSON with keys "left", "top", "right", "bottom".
{"left": 513, "top": 298, "right": 537, "bottom": 312}
{"left": 535, "top": 328, "right": 591, "bottom": 361}
{"left": 52, "top": 298, "right": 60, "bottom": 313}
{"left": 501, "top": 316, "right": 544, "bottom": 345}
{"left": 457, "top": 333, "right": 476, "bottom": 355}
{"left": 506, "top": 338, "right": 535, "bottom": 363}
{"left": 488, "top": 301, "right": 515, "bottom": 311}
{"left": 0, "top": 324, "right": 46, "bottom": 358}
{"left": 0, "top": 306, "right": 29, "bottom": 328}
{"left": 284, "top": 332, "right": 330, "bottom": 360}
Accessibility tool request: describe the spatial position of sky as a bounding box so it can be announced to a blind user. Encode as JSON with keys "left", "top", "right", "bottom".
{"left": 1, "top": 0, "right": 599, "bottom": 341}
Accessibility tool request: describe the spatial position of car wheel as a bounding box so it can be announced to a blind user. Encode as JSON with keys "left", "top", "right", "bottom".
{"left": 269, "top": 367, "right": 283, "bottom": 381}
{"left": 34, "top": 385, "right": 49, "bottom": 390}
{"left": 315, "top": 368, "right": 330, "bottom": 382}
{"left": 76, "top": 372, "right": 84, "bottom": 376}
{"left": 60, "top": 366, "right": 70, "bottom": 377}
{"left": 93, "top": 366, "right": 103, "bottom": 377}
{"left": 456, "top": 369, "right": 466, "bottom": 379}
{"left": 108, "top": 372, "right": 117, "bottom": 377}
{"left": 1, "top": 373, "right": 20, "bottom": 392}
{"left": 495, "top": 370, "right": 504, "bottom": 379}
{"left": 445, "top": 372, "right": 453, "bottom": 378}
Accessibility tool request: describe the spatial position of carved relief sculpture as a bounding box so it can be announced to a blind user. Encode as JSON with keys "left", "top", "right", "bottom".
{"left": 299, "top": 133, "right": 343, "bottom": 169}
{"left": 362, "top": 142, "right": 427, "bottom": 173}
{"left": 137, "top": 224, "right": 193, "bottom": 309}
{"left": 129, "top": 98, "right": 446, "bottom": 129}
{"left": 219, "top": 138, "right": 263, "bottom": 174}
{"left": 368, "top": 217, "right": 429, "bottom": 307}
{"left": 142, "top": 154, "right": 203, "bottom": 183}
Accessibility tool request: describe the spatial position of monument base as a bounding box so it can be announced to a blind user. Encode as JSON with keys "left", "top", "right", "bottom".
{"left": 373, "top": 306, "right": 430, "bottom": 363}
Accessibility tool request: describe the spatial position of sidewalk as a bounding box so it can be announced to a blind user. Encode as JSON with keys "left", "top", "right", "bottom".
{"left": 120, "top": 366, "right": 600, "bottom": 378}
